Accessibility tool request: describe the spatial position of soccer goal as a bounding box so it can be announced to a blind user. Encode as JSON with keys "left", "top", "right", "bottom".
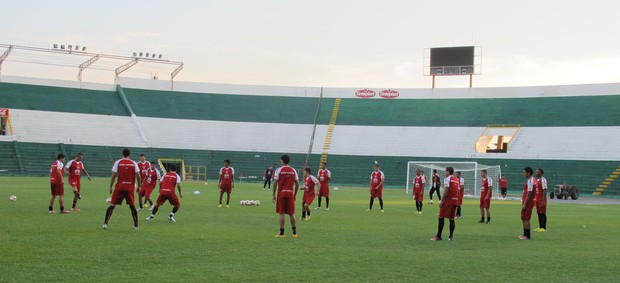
{"left": 406, "top": 161, "right": 502, "bottom": 198}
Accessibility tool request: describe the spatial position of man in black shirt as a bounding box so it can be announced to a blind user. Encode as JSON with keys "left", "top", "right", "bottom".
{"left": 263, "top": 165, "right": 274, "bottom": 190}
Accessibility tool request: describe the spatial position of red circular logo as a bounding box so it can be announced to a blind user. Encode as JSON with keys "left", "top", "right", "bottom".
{"left": 355, "top": 89, "right": 376, "bottom": 98}
{"left": 379, "top": 89, "right": 399, "bottom": 99}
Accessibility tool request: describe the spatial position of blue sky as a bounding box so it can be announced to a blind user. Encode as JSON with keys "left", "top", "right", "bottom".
{"left": 1, "top": 0, "right": 619, "bottom": 88}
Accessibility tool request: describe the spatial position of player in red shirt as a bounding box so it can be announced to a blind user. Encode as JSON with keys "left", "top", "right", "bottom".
{"left": 65, "top": 153, "right": 92, "bottom": 211}
{"left": 315, "top": 162, "right": 332, "bottom": 210}
{"left": 103, "top": 149, "right": 141, "bottom": 230}
{"left": 138, "top": 162, "right": 161, "bottom": 211}
{"left": 49, "top": 154, "right": 70, "bottom": 214}
{"left": 478, "top": 169, "right": 493, "bottom": 224}
{"left": 147, "top": 164, "right": 183, "bottom": 222}
{"left": 218, "top": 160, "right": 235, "bottom": 208}
{"left": 431, "top": 167, "right": 460, "bottom": 241}
{"left": 367, "top": 163, "right": 385, "bottom": 212}
{"left": 137, "top": 154, "right": 151, "bottom": 184}
{"left": 519, "top": 167, "right": 536, "bottom": 240}
{"left": 534, "top": 168, "right": 548, "bottom": 232}
{"left": 499, "top": 175, "right": 508, "bottom": 199}
{"left": 455, "top": 171, "right": 464, "bottom": 218}
{"left": 300, "top": 168, "right": 319, "bottom": 220}
{"left": 272, "top": 154, "right": 300, "bottom": 238}
{"left": 413, "top": 169, "right": 425, "bottom": 214}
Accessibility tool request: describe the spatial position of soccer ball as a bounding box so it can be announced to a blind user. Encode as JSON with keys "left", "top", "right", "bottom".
{"left": 9, "top": 195, "right": 17, "bottom": 202}
{"left": 334, "top": 186, "right": 339, "bottom": 191}
{"left": 106, "top": 197, "right": 112, "bottom": 204}
{"left": 256, "top": 200, "right": 261, "bottom": 206}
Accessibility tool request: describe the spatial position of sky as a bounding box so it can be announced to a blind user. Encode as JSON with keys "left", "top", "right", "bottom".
{"left": 1, "top": 0, "right": 620, "bottom": 88}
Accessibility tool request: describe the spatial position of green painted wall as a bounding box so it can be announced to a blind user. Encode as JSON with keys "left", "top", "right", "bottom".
{"left": 0, "top": 82, "right": 127, "bottom": 116}
{"left": 2, "top": 141, "right": 617, "bottom": 197}
{"left": 122, "top": 87, "right": 334, "bottom": 124}
{"left": 2, "top": 82, "right": 619, "bottom": 127}
{"left": 335, "top": 95, "right": 620, "bottom": 127}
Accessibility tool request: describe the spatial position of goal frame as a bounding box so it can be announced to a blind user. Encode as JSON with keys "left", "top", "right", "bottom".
{"left": 405, "top": 161, "right": 501, "bottom": 197}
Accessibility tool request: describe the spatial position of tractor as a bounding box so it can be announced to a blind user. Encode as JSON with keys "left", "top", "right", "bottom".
{"left": 550, "top": 184, "right": 579, "bottom": 200}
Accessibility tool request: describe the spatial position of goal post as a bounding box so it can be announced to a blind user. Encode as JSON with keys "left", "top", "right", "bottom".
{"left": 406, "top": 161, "right": 502, "bottom": 198}
{"left": 158, "top": 158, "right": 186, "bottom": 180}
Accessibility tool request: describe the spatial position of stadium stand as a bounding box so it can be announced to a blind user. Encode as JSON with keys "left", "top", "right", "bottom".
{"left": 332, "top": 95, "right": 620, "bottom": 127}
{"left": 1, "top": 76, "right": 619, "bottom": 196}
{"left": 9, "top": 109, "right": 145, "bottom": 147}
{"left": 0, "top": 80, "right": 127, "bottom": 116}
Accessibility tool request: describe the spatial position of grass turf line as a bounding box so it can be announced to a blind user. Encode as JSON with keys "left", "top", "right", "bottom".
{"left": 0, "top": 176, "right": 618, "bottom": 282}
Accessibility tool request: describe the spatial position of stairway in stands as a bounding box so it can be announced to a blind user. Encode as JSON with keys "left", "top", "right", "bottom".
{"left": 319, "top": 98, "right": 342, "bottom": 166}
{"left": 593, "top": 165, "right": 620, "bottom": 196}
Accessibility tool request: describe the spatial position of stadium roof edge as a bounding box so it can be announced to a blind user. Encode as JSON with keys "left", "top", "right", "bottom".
{"left": 2, "top": 74, "right": 620, "bottom": 99}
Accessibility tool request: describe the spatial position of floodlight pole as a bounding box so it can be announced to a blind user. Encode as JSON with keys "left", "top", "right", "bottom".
{"left": 115, "top": 59, "right": 138, "bottom": 81}
{"left": 170, "top": 63, "right": 183, "bottom": 90}
{"left": 78, "top": 55, "right": 100, "bottom": 82}
{"left": 0, "top": 45, "right": 14, "bottom": 79}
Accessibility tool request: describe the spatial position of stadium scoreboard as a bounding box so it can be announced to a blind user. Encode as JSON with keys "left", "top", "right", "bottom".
{"left": 429, "top": 46, "right": 475, "bottom": 76}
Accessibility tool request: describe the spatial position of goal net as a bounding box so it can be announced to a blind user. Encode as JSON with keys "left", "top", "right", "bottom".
{"left": 406, "top": 161, "right": 502, "bottom": 198}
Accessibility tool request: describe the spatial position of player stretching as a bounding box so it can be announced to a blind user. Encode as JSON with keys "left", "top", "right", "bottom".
{"left": 272, "top": 154, "right": 300, "bottom": 238}
{"left": 65, "top": 153, "right": 92, "bottom": 211}
{"left": 49, "top": 154, "right": 69, "bottom": 214}
{"left": 499, "top": 175, "right": 508, "bottom": 199}
{"left": 413, "top": 169, "right": 425, "bottom": 214}
{"left": 519, "top": 167, "right": 536, "bottom": 240}
{"left": 455, "top": 171, "right": 464, "bottom": 218}
{"left": 137, "top": 154, "right": 150, "bottom": 184}
{"left": 478, "top": 170, "right": 493, "bottom": 224}
{"left": 103, "top": 149, "right": 141, "bottom": 230}
{"left": 367, "top": 163, "right": 385, "bottom": 212}
{"left": 431, "top": 167, "right": 460, "bottom": 241}
{"left": 147, "top": 165, "right": 183, "bottom": 222}
{"left": 301, "top": 168, "right": 318, "bottom": 220}
{"left": 218, "top": 160, "right": 235, "bottom": 208}
{"left": 316, "top": 162, "right": 332, "bottom": 210}
{"left": 428, "top": 169, "right": 442, "bottom": 204}
{"left": 263, "top": 165, "right": 273, "bottom": 190}
{"left": 534, "top": 168, "right": 548, "bottom": 232}
{"left": 138, "top": 162, "right": 160, "bottom": 211}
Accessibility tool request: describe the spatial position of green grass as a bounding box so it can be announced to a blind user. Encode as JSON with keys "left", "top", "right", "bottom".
{"left": 0, "top": 177, "right": 619, "bottom": 282}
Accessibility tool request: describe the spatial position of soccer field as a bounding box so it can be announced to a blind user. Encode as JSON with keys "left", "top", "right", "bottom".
{"left": 1, "top": 177, "right": 618, "bottom": 282}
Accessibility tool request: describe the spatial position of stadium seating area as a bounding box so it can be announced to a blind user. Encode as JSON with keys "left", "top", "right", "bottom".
{"left": 1, "top": 75, "right": 619, "bottom": 196}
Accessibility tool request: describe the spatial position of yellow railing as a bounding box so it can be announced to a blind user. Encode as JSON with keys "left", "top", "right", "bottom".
{"left": 185, "top": 165, "right": 207, "bottom": 182}
{"left": 7, "top": 116, "right": 14, "bottom": 136}
{"left": 593, "top": 165, "right": 620, "bottom": 196}
{"left": 319, "top": 98, "right": 342, "bottom": 166}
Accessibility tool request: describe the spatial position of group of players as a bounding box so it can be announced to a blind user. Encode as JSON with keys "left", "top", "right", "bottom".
{"left": 48, "top": 150, "right": 183, "bottom": 229}
{"left": 411, "top": 165, "right": 548, "bottom": 241}
{"left": 48, "top": 150, "right": 548, "bottom": 240}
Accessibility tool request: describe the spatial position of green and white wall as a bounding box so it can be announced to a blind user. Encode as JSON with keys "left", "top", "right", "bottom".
{"left": 1, "top": 75, "right": 618, "bottom": 196}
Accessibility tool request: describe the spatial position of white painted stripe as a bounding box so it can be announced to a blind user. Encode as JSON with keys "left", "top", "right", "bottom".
{"left": 7, "top": 109, "right": 620, "bottom": 161}
{"left": 3, "top": 75, "right": 620, "bottom": 99}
